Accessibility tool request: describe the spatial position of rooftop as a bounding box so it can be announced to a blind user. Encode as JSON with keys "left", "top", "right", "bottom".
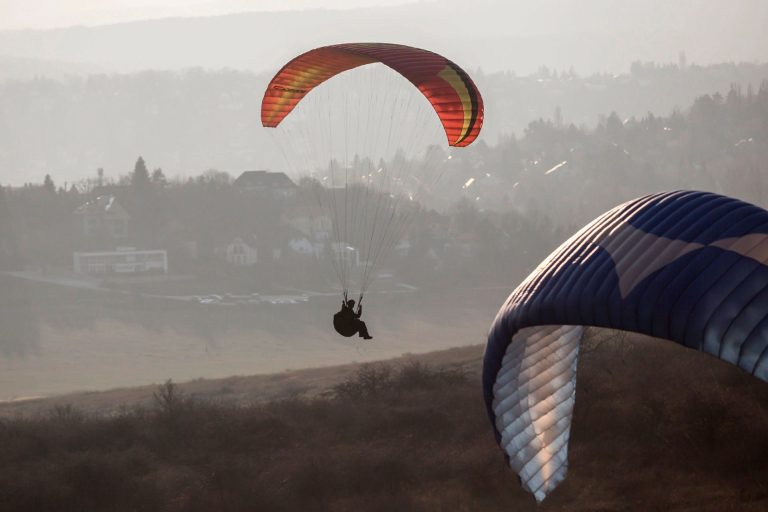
{"left": 233, "top": 171, "right": 296, "bottom": 190}
{"left": 73, "top": 195, "right": 130, "bottom": 219}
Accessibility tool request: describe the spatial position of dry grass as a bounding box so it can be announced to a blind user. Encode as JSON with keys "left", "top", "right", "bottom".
{"left": 0, "top": 345, "right": 484, "bottom": 417}
{"left": 1, "top": 332, "right": 768, "bottom": 512}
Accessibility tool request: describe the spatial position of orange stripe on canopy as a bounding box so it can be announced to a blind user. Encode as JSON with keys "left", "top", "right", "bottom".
{"left": 261, "top": 43, "right": 484, "bottom": 147}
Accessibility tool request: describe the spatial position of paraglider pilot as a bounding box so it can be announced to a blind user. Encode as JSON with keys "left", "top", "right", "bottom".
{"left": 334, "top": 295, "right": 373, "bottom": 340}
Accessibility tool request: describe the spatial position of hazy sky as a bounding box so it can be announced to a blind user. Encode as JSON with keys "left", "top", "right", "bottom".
{"left": 0, "top": 0, "right": 424, "bottom": 30}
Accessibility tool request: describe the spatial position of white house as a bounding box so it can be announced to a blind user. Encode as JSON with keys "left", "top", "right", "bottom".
{"left": 331, "top": 242, "right": 361, "bottom": 268}
{"left": 288, "top": 237, "right": 325, "bottom": 257}
{"left": 282, "top": 206, "right": 333, "bottom": 241}
{"left": 217, "top": 237, "right": 258, "bottom": 266}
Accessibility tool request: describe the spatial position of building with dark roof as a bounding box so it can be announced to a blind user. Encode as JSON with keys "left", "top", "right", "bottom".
{"left": 233, "top": 170, "right": 297, "bottom": 198}
{"left": 73, "top": 195, "right": 130, "bottom": 239}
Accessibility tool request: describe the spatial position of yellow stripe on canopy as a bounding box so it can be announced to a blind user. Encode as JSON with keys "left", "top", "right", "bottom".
{"left": 437, "top": 65, "right": 473, "bottom": 144}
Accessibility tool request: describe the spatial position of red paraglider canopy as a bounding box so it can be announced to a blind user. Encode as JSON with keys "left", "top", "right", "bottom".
{"left": 261, "top": 43, "right": 484, "bottom": 147}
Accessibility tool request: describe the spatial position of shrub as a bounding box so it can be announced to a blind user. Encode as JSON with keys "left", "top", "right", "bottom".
{"left": 333, "top": 363, "right": 393, "bottom": 400}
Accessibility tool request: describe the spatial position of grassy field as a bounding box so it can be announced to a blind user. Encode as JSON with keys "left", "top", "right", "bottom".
{"left": 0, "top": 274, "right": 508, "bottom": 400}
{"left": 2, "top": 331, "right": 768, "bottom": 511}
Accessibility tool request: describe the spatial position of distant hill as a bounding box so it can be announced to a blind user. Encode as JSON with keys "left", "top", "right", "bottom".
{"left": 2, "top": 61, "right": 768, "bottom": 186}
{"left": 0, "top": 56, "right": 106, "bottom": 83}
{"left": 0, "top": 0, "right": 767, "bottom": 77}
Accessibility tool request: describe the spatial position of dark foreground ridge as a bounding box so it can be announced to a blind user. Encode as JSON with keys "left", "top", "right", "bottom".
{"left": 1, "top": 331, "right": 768, "bottom": 512}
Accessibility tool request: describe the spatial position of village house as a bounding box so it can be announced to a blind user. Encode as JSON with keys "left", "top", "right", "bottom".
{"left": 73, "top": 195, "right": 129, "bottom": 239}
{"left": 233, "top": 170, "right": 297, "bottom": 199}
{"left": 330, "top": 242, "right": 361, "bottom": 269}
{"left": 215, "top": 236, "right": 259, "bottom": 267}
{"left": 282, "top": 205, "right": 333, "bottom": 241}
{"left": 72, "top": 195, "right": 170, "bottom": 276}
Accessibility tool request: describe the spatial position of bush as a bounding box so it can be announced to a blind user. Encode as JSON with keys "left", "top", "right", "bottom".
{"left": 333, "top": 363, "right": 393, "bottom": 400}
{"left": 333, "top": 361, "right": 468, "bottom": 402}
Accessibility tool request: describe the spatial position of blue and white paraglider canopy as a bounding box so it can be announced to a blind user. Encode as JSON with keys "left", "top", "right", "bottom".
{"left": 483, "top": 190, "right": 768, "bottom": 501}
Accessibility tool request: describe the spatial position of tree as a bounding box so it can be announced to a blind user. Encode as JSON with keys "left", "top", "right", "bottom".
{"left": 151, "top": 167, "right": 167, "bottom": 187}
{"left": 43, "top": 174, "right": 55, "bottom": 193}
{"left": 0, "top": 184, "right": 9, "bottom": 222}
{"left": 602, "top": 111, "right": 624, "bottom": 142}
{"left": 132, "top": 156, "right": 150, "bottom": 190}
{"left": 0, "top": 184, "right": 18, "bottom": 270}
{"left": 553, "top": 105, "right": 563, "bottom": 128}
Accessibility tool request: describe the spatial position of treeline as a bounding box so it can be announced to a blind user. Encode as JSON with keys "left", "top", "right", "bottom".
{"left": 2, "top": 60, "right": 768, "bottom": 184}
{"left": 452, "top": 80, "right": 768, "bottom": 232}
{"left": 1, "top": 83, "right": 767, "bottom": 289}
